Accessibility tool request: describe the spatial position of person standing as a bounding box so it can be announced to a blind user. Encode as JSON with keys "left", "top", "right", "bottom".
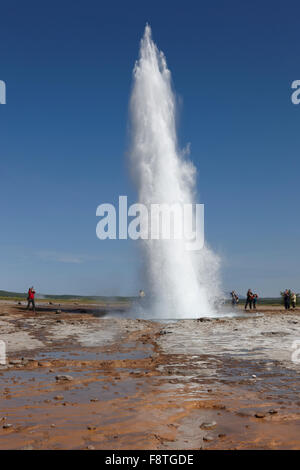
{"left": 245, "top": 289, "right": 253, "bottom": 310}
{"left": 26, "top": 286, "right": 36, "bottom": 313}
{"left": 139, "top": 289, "right": 145, "bottom": 298}
{"left": 283, "top": 289, "right": 290, "bottom": 310}
{"left": 291, "top": 292, "right": 297, "bottom": 309}
{"left": 253, "top": 293, "right": 258, "bottom": 309}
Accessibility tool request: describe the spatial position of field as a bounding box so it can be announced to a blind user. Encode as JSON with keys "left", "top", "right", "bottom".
{"left": 0, "top": 297, "right": 300, "bottom": 449}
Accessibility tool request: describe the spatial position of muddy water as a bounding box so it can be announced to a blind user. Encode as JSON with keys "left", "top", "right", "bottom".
{"left": 0, "top": 302, "right": 300, "bottom": 449}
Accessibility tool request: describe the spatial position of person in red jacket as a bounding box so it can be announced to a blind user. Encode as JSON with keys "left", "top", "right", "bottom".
{"left": 26, "top": 286, "right": 36, "bottom": 313}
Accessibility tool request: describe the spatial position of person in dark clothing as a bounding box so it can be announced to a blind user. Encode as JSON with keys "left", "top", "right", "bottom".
{"left": 26, "top": 286, "right": 36, "bottom": 313}
{"left": 283, "top": 289, "right": 290, "bottom": 310}
{"left": 245, "top": 289, "right": 254, "bottom": 310}
{"left": 253, "top": 293, "right": 258, "bottom": 309}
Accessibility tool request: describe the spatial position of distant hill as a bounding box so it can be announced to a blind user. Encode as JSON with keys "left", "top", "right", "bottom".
{"left": 0, "top": 290, "right": 135, "bottom": 302}
{"left": 0, "top": 290, "right": 25, "bottom": 298}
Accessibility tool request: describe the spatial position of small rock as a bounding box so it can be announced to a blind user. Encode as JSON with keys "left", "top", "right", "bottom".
{"left": 3, "top": 423, "right": 13, "bottom": 429}
{"left": 9, "top": 360, "right": 22, "bottom": 365}
{"left": 38, "top": 361, "right": 52, "bottom": 367}
{"left": 203, "top": 436, "right": 213, "bottom": 442}
{"left": 55, "top": 375, "right": 73, "bottom": 382}
{"left": 56, "top": 310, "right": 61, "bottom": 314}
{"left": 255, "top": 412, "right": 266, "bottom": 418}
{"left": 90, "top": 398, "right": 99, "bottom": 402}
{"left": 54, "top": 395, "right": 64, "bottom": 400}
{"left": 252, "top": 374, "right": 257, "bottom": 378}
{"left": 218, "top": 433, "right": 226, "bottom": 438}
{"left": 200, "top": 421, "right": 217, "bottom": 430}
{"left": 268, "top": 409, "right": 278, "bottom": 415}
{"left": 87, "top": 425, "right": 97, "bottom": 431}
{"left": 87, "top": 445, "right": 95, "bottom": 450}
{"left": 22, "top": 445, "right": 34, "bottom": 450}
{"left": 50, "top": 424, "right": 56, "bottom": 428}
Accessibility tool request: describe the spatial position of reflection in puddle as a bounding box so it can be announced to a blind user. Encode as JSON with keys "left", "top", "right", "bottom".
{"left": 33, "top": 344, "right": 153, "bottom": 362}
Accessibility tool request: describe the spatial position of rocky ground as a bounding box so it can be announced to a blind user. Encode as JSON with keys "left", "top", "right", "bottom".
{"left": 0, "top": 300, "right": 300, "bottom": 450}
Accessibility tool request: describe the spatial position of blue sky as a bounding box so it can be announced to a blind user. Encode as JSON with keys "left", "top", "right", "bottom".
{"left": 0, "top": 0, "right": 299, "bottom": 297}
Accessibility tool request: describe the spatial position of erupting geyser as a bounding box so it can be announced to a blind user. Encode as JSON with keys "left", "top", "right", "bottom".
{"left": 129, "top": 25, "right": 221, "bottom": 318}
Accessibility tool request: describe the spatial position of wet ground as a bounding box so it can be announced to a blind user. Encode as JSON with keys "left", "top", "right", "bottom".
{"left": 0, "top": 300, "right": 300, "bottom": 449}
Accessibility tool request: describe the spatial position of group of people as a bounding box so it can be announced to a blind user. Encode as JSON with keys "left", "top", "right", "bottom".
{"left": 231, "top": 288, "right": 298, "bottom": 310}
{"left": 244, "top": 289, "right": 259, "bottom": 310}
{"left": 231, "top": 290, "right": 259, "bottom": 310}
{"left": 231, "top": 289, "right": 258, "bottom": 309}
{"left": 283, "top": 289, "right": 297, "bottom": 310}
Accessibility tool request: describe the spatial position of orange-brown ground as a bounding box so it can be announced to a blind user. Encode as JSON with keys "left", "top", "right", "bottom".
{"left": 0, "top": 300, "right": 300, "bottom": 449}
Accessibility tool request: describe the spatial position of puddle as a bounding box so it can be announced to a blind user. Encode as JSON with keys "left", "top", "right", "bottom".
{"left": 31, "top": 345, "right": 153, "bottom": 362}
{"left": 0, "top": 368, "right": 144, "bottom": 410}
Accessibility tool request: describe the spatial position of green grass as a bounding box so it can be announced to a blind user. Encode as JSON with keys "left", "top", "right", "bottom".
{"left": 242, "top": 297, "right": 283, "bottom": 306}
{"left": 223, "top": 298, "right": 284, "bottom": 306}
{"left": 0, "top": 290, "right": 135, "bottom": 303}
{"left": 0, "top": 290, "right": 25, "bottom": 298}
